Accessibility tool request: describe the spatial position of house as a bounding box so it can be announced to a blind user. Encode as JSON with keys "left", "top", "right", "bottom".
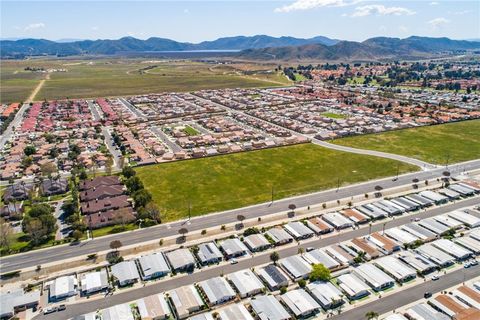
{"left": 136, "top": 253, "right": 170, "bottom": 280}
{"left": 280, "top": 289, "right": 321, "bottom": 317}
{"left": 418, "top": 191, "right": 449, "bottom": 205}
{"left": 198, "top": 277, "right": 236, "bottom": 305}
{"left": 243, "top": 234, "right": 271, "bottom": 252}
{"left": 385, "top": 227, "right": 419, "bottom": 245}
{"left": 168, "top": 285, "right": 204, "bottom": 319}
{"left": 305, "top": 217, "right": 333, "bottom": 234}
{"left": 341, "top": 209, "right": 369, "bottom": 225}
{"left": 0, "top": 289, "right": 40, "bottom": 320}
{"left": 196, "top": 242, "right": 223, "bottom": 265}
{"left": 279, "top": 255, "right": 312, "bottom": 280}
{"left": 322, "top": 212, "right": 353, "bottom": 229}
{"left": 136, "top": 293, "right": 172, "bottom": 320}
{"left": 110, "top": 261, "right": 140, "bottom": 287}
{"left": 415, "top": 243, "right": 455, "bottom": 267}
{"left": 302, "top": 249, "right": 340, "bottom": 270}
{"left": 396, "top": 251, "right": 436, "bottom": 275}
{"left": 453, "top": 285, "right": 480, "bottom": 310}
{"left": 218, "top": 304, "right": 254, "bottom": 320}
{"left": 448, "top": 211, "right": 480, "bottom": 228}
{"left": 227, "top": 269, "right": 265, "bottom": 298}
{"left": 80, "top": 270, "right": 109, "bottom": 295}
{"left": 101, "top": 303, "right": 135, "bottom": 320}
{"left": 49, "top": 275, "right": 78, "bottom": 301}
{"left": 324, "top": 245, "right": 355, "bottom": 265}
{"left": 2, "top": 183, "right": 34, "bottom": 201}
{"left": 400, "top": 223, "right": 437, "bottom": 242}
{"left": 219, "top": 238, "right": 249, "bottom": 259}
{"left": 404, "top": 303, "right": 450, "bottom": 320}
{"left": 367, "top": 232, "right": 401, "bottom": 254}
{"left": 373, "top": 256, "right": 416, "bottom": 283}
{"left": 283, "top": 221, "right": 314, "bottom": 240}
{"left": 0, "top": 203, "right": 23, "bottom": 221}
{"left": 306, "top": 281, "right": 344, "bottom": 310}
{"left": 256, "top": 264, "right": 289, "bottom": 291}
{"left": 40, "top": 178, "right": 69, "bottom": 196}
{"left": 353, "top": 263, "right": 395, "bottom": 291}
{"left": 429, "top": 295, "right": 469, "bottom": 318}
{"left": 164, "top": 248, "right": 196, "bottom": 272}
{"left": 250, "top": 295, "right": 291, "bottom": 320}
{"left": 81, "top": 195, "right": 131, "bottom": 215}
{"left": 390, "top": 197, "right": 421, "bottom": 211}
{"left": 80, "top": 184, "right": 124, "bottom": 202}
{"left": 83, "top": 207, "right": 136, "bottom": 229}
{"left": 349, "top": 238, "right": 380, "bottom": 261}
{"left": 265, "top": 228, "right": 293, "bottom": 245}
{"left": 336, "top": 273, "right": 371, "bottom": 300}
{"left": 79, "top": 175, "right": 121, "bottom": 191}
{"left": 431, "top": 239, "right": 472, "bottom": 261}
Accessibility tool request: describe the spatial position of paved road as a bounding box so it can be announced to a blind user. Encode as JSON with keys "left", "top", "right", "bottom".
{"left": 331, "top": 265, "right": 479, "bottom": 320}
{"left": 102, "top": 126, "right": 122, "bottom": 170}
{"left": 0, "top": 103, "right": 29, "bottom": 150}
{"left": 34, "top": 198, "right": 479, "bottom": 320}
{"left": 1, "top": 160, "right": 479, "bottom": 273}
{"left": 87, "top": 100, "right": 102, "bottom": 122}
{"left": 118, "top": 98, "right": 147, "bottom": 120}
{"left": 150, "top": 126, "right": 183, "bottom": 153}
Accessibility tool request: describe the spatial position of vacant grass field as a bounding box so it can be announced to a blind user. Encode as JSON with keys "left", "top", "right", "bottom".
{"left": 333, "top": 120, "right": 480, "bottom": 165}
{"left": 1, "top": 59, "right": 291, "bottom": 103}
{"left": 136, "top": 143, "right": 417, "bottom": 221}
{"left": 322, "top": 112, "right": 347, "bottom": 119}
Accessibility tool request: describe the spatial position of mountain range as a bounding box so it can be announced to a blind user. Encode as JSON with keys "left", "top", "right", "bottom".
{"left": 1, "top": 35, "right": 479, "bottom": 61}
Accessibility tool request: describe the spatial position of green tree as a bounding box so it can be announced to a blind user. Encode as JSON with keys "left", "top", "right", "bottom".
{"left": 125, "top": 176, "right": 144, "bottom": 193}
{"left": 298, "top": 279, "right": 306, "bottom": 288}
{"left": 24, "top": 145, "right": 36, "bottom": 156}
{"left": 122, "top": 166, "right": 136, "bottom": 178}
{"left": 365, "top": 311, "right": 379, "bottom": 320}
{"left": 309, "top": 263, "right": 331, "bottom": 282}
{"left": 270, "top": 251, "right": 280, "bottom": 264}
{"left": 133, "top": 189, "right": 152, "bottom": 208}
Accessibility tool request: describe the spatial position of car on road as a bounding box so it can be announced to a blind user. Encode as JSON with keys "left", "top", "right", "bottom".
{"left": 306, "top": 247, "right": 315, "bottom": 252}
{"left": 464, "top": 262, "right": 471, "bottom": 268}
{"left": 424, "top": 292, "right": 432, "bottom": 298}
{"left": 230, "top": 259, "right": 238, "bottom": 265}
{"left": 432, "top": 275, "right": 440, "bottom": 281}
{"left": 414, "top": 217, "right": 420, "bottom": 222}
{"left": 58, "top": 304, "right": 66, "bottom": 311}
{"left": 43, "top": 307, "right": 57, "bottom": 314}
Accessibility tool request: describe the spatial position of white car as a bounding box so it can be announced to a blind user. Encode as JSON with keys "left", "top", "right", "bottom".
{"left": 432, "top": 275, "right": 440, "bottom": 281}
{"left": 43, "top": 307, "right": 57, "bottom": 315}
{"left": 230, "top": 259, "right": 238, "bottom": 265}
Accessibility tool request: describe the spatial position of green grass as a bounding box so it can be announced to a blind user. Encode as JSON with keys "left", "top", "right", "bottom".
{"left": 333, "top": 120, "right": 480, "bottom": 165}
{"left": 183, "top": 125, "right": 200, "bottom": 136}
{"left": 136, "top": 143, "right": 417, "bottom": 221}
{"left": 91, "top": 223, "right": 137, "bottom": 238}
{"left": 322, "top": 112, "right": 347, "bottom": 119}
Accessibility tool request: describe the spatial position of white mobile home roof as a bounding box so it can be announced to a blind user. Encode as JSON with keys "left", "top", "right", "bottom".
{"left": 137, "top": 253, "right": 170, "bottom": 279}
{"left": 322, "top": 212, "right": 353, "bottom": 229}
{"left": 227, "top": 269, "right": 264, "bottom": 297}
{"left": 438, "top": 188, "right": 461, "bottom": 199}
{"left": 418, "top": 218, "right": 450, "bottom": 235}
{"left": 197, "top": 242, "right": 223, "bottom": 264}
{"left": 199, "top": 277, "right": 236, "bottom": 305}
{"left": 307, "top": 281, "right": 343, "bottom": 308}
{"left": 244, "top": 234, "right": 270, "bottom": 251}
{"left": 433, "top": 215, "right": 463, "bottom": 229}
{"left": 101, "top": 304, "right": 134, "bottom": 320}
{"left": 265, "top": 228, "right": 293, "bottom": 244}
{"left": 111, "top": 261, "right": 140, "bottom": 285}
{"left": 397, "top": 251, "right": 436, "bottom": 273}
{"left": 448, "top": 184, "right": 475, "bottom": 196}
{"left": 470, "top": 230, "right": 480, "bottom": 242}
{"left": 190, "top": 313, "right": 214, "bottom": 320}
{"left": 448, "top": 211, "right": 480, "bottom": 228}
{"left": 279, "top": 255, "right": 312, "bottom": 280}
{"left": 405, "top": 303, "right": 450, "bottom": 320}
{"left": 303, "top": 249, "right": 340, "bottom": 270}
{"left": 136, "top": 293, "right": 171, "bottom": 320}
{"left": 390, "top": 197, "right": 420, "bottom": 211}
{"left": 218, "top": 304, "right": 254, "bottom": 320}
{"left": 336, "top": 273, "right": 370, "bottom": 298}
{"left": 169, "top": 285, "right": 204, "bottom": 318}
{"left": 256, "top": 264, "right": 289, "bottom": 290}
{"left": 220, "top": 238, "right": 249, "bottom": 256}
{"left": 353, "top": 263, "right": 395, "bottom": 290}
{"left": 165, "top": 248, "right": 196, "bottom": 271}
{"left": 0, "top": 290, "right": 40, "bottom": 318}
{"left": 405, "top": 194, "right": 434, "bottom": 206}
{"left": 250, "top": 295, "right": 291, "bottom": 320}
{"left": 80, "top": 270, "right": 109, "bottom": 293}
{"left": 324, "top": 245, "right": 354, "bottom": 264}
{"left": 280, "top": 289, "right": 320, "bottom": 317}
{"left": 431, "top": 239, "right": 472, "bottom": 260}
{"left": 459, "top": 182, "right": 480, "bottom": 192}
{"left": 356, "top": 204, "right": 387, "bottom": 219}
{"left": 384, "top": 315, "right": 409, "bottom": 320}
{"left": 374, "top": 256, "right": 416, "bottom": 282}
{"left": 50, "top": 275, "right": 78, "bottom": 299}
{"left": 454, "top": 236, "right": 480, "bottom": 253}
{"left": 416, "top": 243, "right": 455, "bottom": 266}
{"left": 283, "top": 221, "right": 314, "bottom": 239}
{"left": 419, "top": 190, "right": 448, "bottom": 203}
{"left": 372, "top": 200, "right": 403, "bottom": 215}
{"left": 401, "top": 223, "right": 436, "bottom": 240}
{"left": 385, "top": 227, "right": 419, "bottom": 244}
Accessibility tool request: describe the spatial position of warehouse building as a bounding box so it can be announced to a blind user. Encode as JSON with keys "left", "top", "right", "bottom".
{"left": 336, "top": 273, "right": 370, "bottom": 300}
{"left": 136, "top": 253, "right": 170, "bottom": 280}
{"left": 279, "top": 255, "right": 312, "bottom": 280}
{"left": 250, "top": 295, "right": 291, "bottom": 320}
{"left": 256, "top": 264, "right": 289, "bottom": 291}
{"left": 306, "top": 281, "right": 344, "bottom": 310}
{"left": 280, "top": 289, "right": 321, "bottom": 318}
{"left": 373, "top": 256, "right": 416, "bottom": 283}
{"left": 196, "top": 242, "right": 223, "bottom": 265}
{"left": 198, "top": 277, "right": 236, "bottom": 305}
{"left": 353, "top": 263, "right": 395, "bottom": 291}
{"left": 227, "top": 269, "right": 265, "bottom": 298}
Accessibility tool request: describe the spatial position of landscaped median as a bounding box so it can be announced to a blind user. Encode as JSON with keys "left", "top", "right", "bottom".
{"left": 136, "top": 143, "right": 417, "bottom": 221}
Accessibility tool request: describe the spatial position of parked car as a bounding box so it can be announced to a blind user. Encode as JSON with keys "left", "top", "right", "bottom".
{"left": 230, "top": 259, "right": 238, "bottom": 265}
{"left": 432, "top": 275, "right": 440, "bottom": 281}
{"left": 470, "top": 260, "right": 478, "bottom": 266}
{"left": 58, "top": 305, "right": 66, "bottom": 311}
{"left": 306, "top": 247, "right": 315, "bottom": 252}
{"left": 43, "top": 307, "right": 57, "bottom": 315}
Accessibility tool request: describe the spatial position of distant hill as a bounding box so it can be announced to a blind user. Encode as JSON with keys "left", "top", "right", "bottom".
{"left": 238, "top": 36, "right": 480, "bottom": 61}
{"left": 0, "top": 35, "right": 339, "bottom": 58}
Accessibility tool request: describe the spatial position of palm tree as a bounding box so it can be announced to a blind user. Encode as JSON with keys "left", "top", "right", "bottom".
{"left": 365, "top": 311, "right": 379, "bottom": 320}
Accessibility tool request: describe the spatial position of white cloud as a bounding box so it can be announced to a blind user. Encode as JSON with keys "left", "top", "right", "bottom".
{"left": 429, "top": 1, "right": 439, "bottom": 5}
{"left": 91, "top": 26, "right": 99, "bottom": 31}
{"left": 428, "top": 17, "right": 450, "bottom": 29}
{"left": 450, "top": 10, "right": 471, "bottom": 15}
{"left": 274, "top": 0, "right": 359, "bottom": 13}
{"left": 351, "top": 5, "right": 415, "bottom": 17}
{"left": 183, "top": 8, "right": 190, "bottom": 14}
{"left": 398, "top": 25, "right": 408, "bottom": 33}
{"left": 24, "top": 23, "right": 45, "bottom": 31}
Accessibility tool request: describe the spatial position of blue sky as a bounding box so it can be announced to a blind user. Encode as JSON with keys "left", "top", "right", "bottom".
{"left": 1, "top": 0, "right": 479, "bottom": 42}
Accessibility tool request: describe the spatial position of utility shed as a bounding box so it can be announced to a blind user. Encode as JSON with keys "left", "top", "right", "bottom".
{"left": 279, "top": 255, "right": 312, "bottom": 280}
{"left": 165, "top": 248, "right": 196, "bottom": 272}
{"left": 256, "top": 264, "right": 289, "bottom": 291}
{"left": 136, "top": 293, "right": 171, "bottom": 320}
{"left": 250, "top": 295, "right": 291, "bottom": 320}
{"left": 397, "top": 251, "right": 436, "bottom": 274}
{"left": 196, "top": 242, "right": 223, "bottom": 265}
{"left": 415, "top": 243, "right": 455, "bottom": 267}
{"left": 322, "top": 212, "right": 353, "bottom": 229}
{"left": 101, "top": 304, "right": 134, "bottom": 320}
{"left": 218, "top": 304, "right": 254, "bottom": 320}
{"left": 219, "top": 238, "right": 249, "bottom": 258}
{"left": 265, "top": 228, "right": 293, "bottom": 245}
{"left": 80, "top": 270, "right": 109, "bottom": 294}
{"left": 336, "top": 273, "right": 370, "bottom": 300}
{"left": 243, "top": 234, "right": 271, "bottom": 252}
{"left": 306, "top": 281, "right": 344, "bottom": 309}
{"left": 373, "top": 256, "right": 416, "bottom": 282}
{"left": 448, "top": 211, "right": 480, "bottom": 228}
{"left": 353, "top": 263, "right": 395, "bottom": 291}
{"left": 111, "top": 261, "right": 140, "bottom": 287}
{"left": 227, "top": 269, "right": 265, "bottom": 298}
{"left": 168, "top": 285, "right": 204, "bottom": 319}
{"left": 302, "top": 249, "right": 340, "bottom": 270}
{"left": 283, "top": 221, "right": 314, "bottom": 240}
{"left": 198, "top": 277, "right": 236, "bottom": 305}
{"left": 405, "top": 303, "right": 450, "bottom": 320}
{"left": 280, "top": 289, "right": 321, "bottom": 317}
{"left": 136, "top": 253, "right": 170, "bottom": 280}
{"left": 431, "top": 239, "right": 472, "bottom": 260}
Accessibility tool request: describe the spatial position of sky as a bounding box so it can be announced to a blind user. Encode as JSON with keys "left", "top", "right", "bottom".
{"left": 1, "top": 0, "right": 479, "bottom": 42}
